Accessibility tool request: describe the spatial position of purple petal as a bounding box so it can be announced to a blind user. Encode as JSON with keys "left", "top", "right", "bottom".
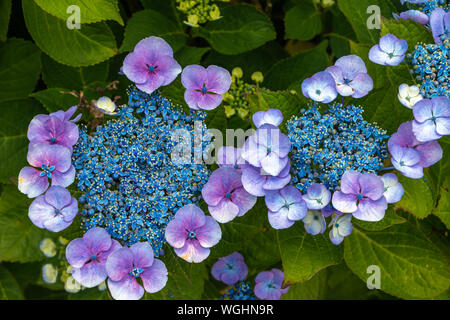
{"left": 252, "top": 109, "right": 283, "bottom": 128}
{"left": 255, "top": 271, "right": 273, "bottom": 283}
{"left": 136, "top": 73, "right": 166, "bottom": 95}
{"left": 184, "top": 89, "right": 223, "bottom": 110}
{"left": 268, "top": 208, "right": 295, "bottom": 229}
{"left": 280, "top": 185, "right": 303, "bottom": 204}
{"left": 303, "top": 183, "right": 331, "bottom": 209}
{"left": 173, "top": 204, "right": 206, "bottom": 232}
{"left": 415, "top": 141, "right": 442, "bottom": 168}
{"left": 174, "top": 240, "right": 210, "bottom": 263}
{"left": 42, "top": 212, "right": 73, "bottom": 232}
{"left": 302, "top": 71, "right": 337, "bottom": 103}
{"left": 334, "top": 55, "right": 368, "bottom": 79}
{"left": 350, "top": 73, "right": 373, "bottom": 98}
{"left": 430, "top": 8, "right": 446, "bottom": 43}
{"left": 130, "top": 242, "right": 154, "bottom": 269}
{"left": 18, "top": 166, "right": 49, "bottom": 198}
{"left": 399, "top": 10, "right": 429, "bottom": 25}
{"left": 241, "top": 165, "right": 266, "bottom": 197}
{"left": 288, "top": 202, "right": 308, "bottom": 221}
{"left": 44, "top": 186, "right": 72, "bottom": 209}
{"left": 435, "top": 117, "right": 450, "bottom": 136}
{"left": 84, "top": 227, "right": 112, "bottom": 255}
{"left": 413, "top": 99, "right": 434, "bottom": 122}
{"left": 381, "top": 173, "right": 404, "bottom": 204}
{"left": 66, "top": 238, "right": 90, "bottom": 268}
{"left": 265, "top": 190, "right": 284, "bottom": 212}
{"left": 208, "top": 198, "right": 240, "bottom": 223}
{"left": 352, "top": 197, "right": 387, "bottom": 222}
{"left": 108, "top": 275, "right": 144, "bottom": 300}
{"left": 241, "top": 135, "right": 268, "bottom": 167}
{"left": 332, "top": 192, "right": 358, "bottom": 213}
{"left": 358, "top": 173, "right": 384, "bottom": 200}
{"left": 51, "top": 165, "right": 75, "bottom": 188}
{"left": 231, "top": 187, "right": 257, "bottom": 217}
{"left": 28, "top": 195, "right": 55, "bottom": 229}
{"left": 340, "top": 171, "right": 361, "bottom": 195}
{"left": 181, "top": 65, "right": 207, "bottom": 90}
{"left": 165, "top": 217, "right": 188, "bottom": 249}
{"left": 206, "top": 65, "right": 232, "bottom": 94}
{"left": 134, "top": 36, "right": 174, "bottom": 59}
{"left": 217, "top": 146, "right": 241, "bottom": 168}
{"left": 254, "top": 283, "right": 282, "bottom": 300}
{"left": 140, "top": 259, "right": 168, "bottom": 293}
{"left": 123, "top": 51, "right": 153, "bottom": 84}
{"left": 412, "top": 120, "right": 441, "bottom": 142}
{"left": 105, "top": 248, "right": 134, "bottom": 281}
{"left": 154, "top": 55, "right": 182, "bottom": 86}
{"left": 195, "top": 216, "right": 221, "bottom": 248}
{"left": 202, "top": 167, "right": 242, "bottom": 206}
{"left": 369, "top": 45, "right": 391, "bottom": 65}
{"left": 263, "top": 173, "right": 291, "bottom": 191}
{"left": 72, "top": 261, "right": 107, "bottom": 288}
{"left": 260, "top": 154, "right": 288, "bottom": 177}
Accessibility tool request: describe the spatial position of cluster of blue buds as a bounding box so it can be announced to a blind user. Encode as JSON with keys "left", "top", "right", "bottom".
{"left": 408, "top": 39, "right": 449, "bottom": 99}
{"left": 72, "top": 86, "right": 213, "bottom": 254}
{"left": 287, "top": 103, "right": 389, "bottom": 193}
{"left": 408, "top": 0, "right": 449, "bottom": 16}
{"left": 221, "top": 281, "right": 257, "bottom": 300}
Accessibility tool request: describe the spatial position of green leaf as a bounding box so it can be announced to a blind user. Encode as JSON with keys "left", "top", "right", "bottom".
{"left": 174, "top": 46, "right": 210, "bottom": 68}
{"left": 195, "top": 4, "right": 276, "bottom": 55}
{"left": 0, "top": 0, "right": 12, "bottom": 41}
{"left": 285, "top": 2, "right": 322, "bottom": 41}
{"left": 434, "top": 177, "right": 450, "bottom": 229}
{"left": 281, "top": 268, "right": 328, "bottom": 300}
{"left": 120, "top": 9, "right": 186, "bottom": 53}
{"left": 0, "top": 38, "right": 41, "bottom": 103}
{"left": 0, "top": 185, "right": 47, "bottom": 263}
{"left": 0, "top": 99, "right": 46, "bottom": 183}
{"left": 30, "top": 88, "right": 80, "bottom": 113}
{"left": 353, "top": 207, "right": 406, "bottom": 231}
{"left": 338, "top": 0, "right": 396, "bottom": 44}
{"left": 69, "top": 287, "right": 110, "bottom": 300}
{"left": 41, "top": 54, "right": 110, "bottom": 90}
{"left": 23, "top": 0, "right": 118, "bottom": 67}
{"left": 0, "top": 264, "right": 24, "bottom": 299}
{"left": 140, "top": 0, "right": 182, "bottom": 28}
{"left": 277, "top": 222, "right": 344, "bottom": 285}
{"left": 344, "top": 222, "right": 450, "bottom": 299}
{"left": 33, "top": 0, "right": 123, "bottom": 25}
{"left": 381, "top": 18, "right": 434, "bottom": 49}
{"left": 264, "top": 40, "right": 329, "bottom": 91}
{"left": 395, "top": 175, "right": 434, "bottom": 219}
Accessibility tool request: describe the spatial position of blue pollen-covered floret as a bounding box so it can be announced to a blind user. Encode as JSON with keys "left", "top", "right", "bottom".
{"left": 408, "top": 39, "right": 449, "bottom": 99}
{"left": 72, "top": 87, "right": 213, "bottom": 254}
{"left": 287, "top": 103, "right": 389, "bottom": 193}
{"left": 412, "top": 0, "right": 449, "bottom": 16}
{"left": 221, "top": 281, "right": 257, "bottom": 300}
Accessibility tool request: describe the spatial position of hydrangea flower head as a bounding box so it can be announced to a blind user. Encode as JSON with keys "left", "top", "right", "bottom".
{"left": 202, "top": 167, "right": 256, "bottom": 223}
{"left": 252, "top": 109, "right": 283, "bottom": 128}
{"left": 412, "top": 96, "right": 450, "bottom": 142}
{"left": 381, "top": 173, "right": 404, "bottom": 204}
{"left": 18, "top": 143, "right": 75, "bottom": 198}
{"left": 66, "top": 227, "right": 121, "bottom": 288}
{"left": 122, "top": 36, "right": 182, "bottom": 94}
{"left": 241, "top": 163, "right": 291, "bottom": 197}
{"left": 325, "top": 55, "right": 373, "bottom": 98}
{"left": 332, "top": 170, "right": 387, "bottom": 222}
{"left": 181, "top": 65, "right": 231, "bottom": 110}
{"left": 265, "top": 185, "right": 307, "bottom": 229}
{"left": 301, "top": 71, "right": 338, "bottom": 103}
{"left": 303, "top": 210, "right": 327, "bottom": 235}
{"left": 398, "top": 84, "right": 423, "bottom": 109}
{"left": 211, "top": 252, "right": 248, "bottom": 285}
{"left": 241, "top": 124, "right": 291, "bottom": 176}
{"left": 165, "top": 204, "right": 221, "bottom": 263}
{"left": 430, "top": 7, "right": 450, "bottom": 43}
{"left": 28, "top": 186, "right": 78, "bottom": 232}
{"left": 106, "top": 242, "right": 168, "bottom": 300}
{"left": 329, "top": 214, "right": 353, "bottom": 245}
{"left": 254, "top": 269, "right": 289, "bottom": 300}
{"left": 369, "top": 34, "right": 408, "bottom": 66}
{"left": 302, "top": 183, "right": 331, "bottom": 210}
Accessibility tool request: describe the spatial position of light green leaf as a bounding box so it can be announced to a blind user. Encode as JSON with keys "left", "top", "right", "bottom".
{"left": 285, "top": 2, "right": 322, "bottom": 41}
{"left": 277, "top": 222, "right": 344, "bottom": 285}
{"left": 195, "top": 4, "right": 276, "bottom": 55}
{"left": 0, "top": 265, "right": 24, "bottom": 299}
{"left": 281, "top": 268, "right": 328, "bottom": 300}
{"left": 140, "top": 0, "right": 182, "bottom": 28}
{"left": 0, "top": 0, "right": 12, "bottom": 41}
{"left": 23, "top": 0, "right": 118, "bottom": 67}
{"left": 434, "top": 177, "right": 450, "bottom": 229}
{"left": 338, "top": 0, "right": 396, "bottom": 44}
{"left": 41, "top": 54, "right": 110, "bottom": 90}
{"left": 353, "top": 207, "right": 406, "bottom": 231}
{"left": 344, "top": 223, "right": 450, "bottom": 299}
{"left": 0, "top": 38, "right": 41, "bottom": 103}
{"left": 264, "top": 41, "right": 329, "bottom": 91}
{"left": 33, "top": 0, "right": 123, "bottom": 25}
{"left": 395, "top": 175, "right": 434, "bottom": 219}
{"left": 120, "top": 9, "right": 186, "bottom": 53}
{"left": 30, "top": 88, "right": 80, "bottom": 113}
{"left": 0, "top": 99, "right": 46, "bottom": 183}
{"left": 381, "top": 18, "right": 434, "bottom": 49}
{"left": 0, "top": 185, "right": 47, "bottom": 263}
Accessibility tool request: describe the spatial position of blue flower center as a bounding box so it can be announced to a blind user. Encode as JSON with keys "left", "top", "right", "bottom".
{"left": 344, "top": 78, "right": 351, "bottom": 84}
{"left": 202, "top": 85, "right": 208, "bottom": 94}
{"left": 388, "top": 52, "right": 395, "bottom": 59}
{"left": 50, "top": 137, "right": 57, "bottom": 143}
{"left": 40, "top": 164, "right": 55, "bottom": 178}
{"left": 431, "top": 116, "right": 437, "bottom": 122}
{"left": 129, "top": 266, "right": 144, "bottom": 278}
{"left": 91, "top": 254, "right": 97, "bottom": 261}
{"left": 55, "top": 209, "right": 61, "bottom": 215}
{"left": 225, "top": 192, "right": 231, "bottom": 199}
{"left": 226, "top": 263, "right": 234, "bottom": 270}
{"left": 233, "top": 164, "right": 239, "bottom": 169}
{"left": 266, "top": 281, "right": 276, "bottom": 289}
{"left": 313, "top": 215, "right": 319, "bottom": 220}
{"left": 356, "top": 194, "right": 364, "bottom": 200}
{"left": 188, "top": 231, "right": 197, "bottom": 239}
{"left": 148, "top": 65, "right": 156, "bottom": 72}
{"left": 315, "top": 89, "right": 321, "bottom": 95}
{"left": 335, "top": 223, "right": 340, "bottom": 228}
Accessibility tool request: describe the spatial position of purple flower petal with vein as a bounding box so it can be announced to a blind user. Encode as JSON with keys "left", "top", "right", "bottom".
{"left": 66, "top": 227, "right": 122, "bottom": 288}
{"left": 430, "top": 8, "right": 450, "bottom": 44}
{"left": 211, "top": 252, "right": 248, "bottom": 286}
{"left": 381, "top": 173, "right": 404, "bottom": 204}
{"left": 329, "top": 214, "right": 353, "bottom": 245}
{"left": 326, "top": 55, "right": 373, "bottom": 98}
{"left": 181, "top": 64, "right": 231, "bottom": 110}
{"left": 265, "top": 185, "right": 307, "bottom": 229}
{"left": 252, "top": 109, "right": 283, "bottom": 128}
{"left": 49, "top": 106, "right": 81, "bottom": 123}
{"left": 217, "top": 146, "right": 247, "bottom": 171}
{"left": 28, "top": 186, "right": 78, "bottom": 232}
{"left": 332, "top": 170, "right": 387, "bottom": 221}
{"left": 254, "top": 269, "right": 289, "bottom": 300}
{"left": 241, "top": 124, "right": 291, "bottom": 177}
{"left": 202, "top": 167, "right": 256, "bottom": 223}
{"left": 241, "top": 162, "right": 291, "bottom": 197}
{"left": 321, "top": 204, "right": 343, "bottom": 218}
{"left": 303, "top": 210, "right": 326, "bottom": 235}
{"left": 18, "top": 143, "right": 75, "bottom": 198}
{"left": 394, "top": 10, "right": 429, "bottom": 25}
{"left": 106, "top": 241, "right": 168, "bottom": 300}
{"left": 122, "top": 36, "right": 182, "bottom": 94}
{"left": 388, "top": 121, "right": 442, "bottom": 178}
{"left": 369, "top": 34, "right": 408, "bottom": 66}
{"left": 165, "top": 204, "right": 221, "bottom": 263}
{"left": 301, "top": 71, "right": 338, "bottom": 103}
{"left": 412, "top": 96, "right": 450, "bottom": 142}
{"left": 302, "top": 183, "right": 331, "bottom": 210}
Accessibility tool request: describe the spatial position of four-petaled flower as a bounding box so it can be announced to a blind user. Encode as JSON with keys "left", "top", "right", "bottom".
{"left": 28, "top": 186, "right": 78, "bottom": 232}
{"left": 303, "top": 210, "right": 327, "bottom": 235}
{"left": 301, "top": 71, "right": 338, "bottom": 103}
{"left": 122, "top": 36, "right": 182, "bottom": 94}
{"left": 181, "top": 64, "right": 231, "bottom": 110}
{"left": 380, "top": 173, "right": 404, "bottom": 204}
{"left": 412, "top": 96, "right": 450, "bottom": 142}
{"left": 329, "top": 214, "right": 353, "bottom": 245}
{"left": 106, "top": 241, "right": 168, "bottom": 300}
{"left": 211, "top": 252, "right": 248, "bottom": 286}
{"left": 265, "top": 185, "right": 307, "bottom": 229}
{"left": 302, "top": 183, "right": 331, "bottom": 210}
{"left": 369, "top": 34, "right": 408, "bottom": 66}
{"left": 398, "top": 84, "right": 423, "bottom": 109}
{"left": 165, "top": 204, "right": 222, "bottom": 263}
{"left": 254, "top": 269, "right": 289, "bottom": 300}
{"left": 66, "top": 227, "right": 121, "bottom": 288}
